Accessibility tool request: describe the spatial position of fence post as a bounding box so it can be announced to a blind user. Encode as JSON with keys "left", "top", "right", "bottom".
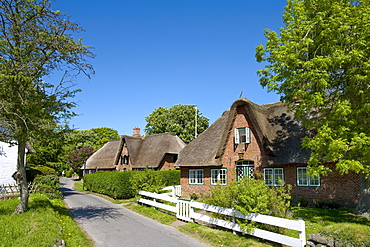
{"left": 232, "top": 207, "right": 236, "bottom": 235}
{"left": 298, "top": 218, "right": 306, "bottom": 247}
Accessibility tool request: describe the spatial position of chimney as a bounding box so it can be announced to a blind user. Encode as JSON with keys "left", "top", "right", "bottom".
{"left": 133, "top": 127, "right": 141, "bottom": 137}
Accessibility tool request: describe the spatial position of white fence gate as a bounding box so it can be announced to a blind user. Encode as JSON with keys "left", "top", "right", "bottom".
{"left": 138, "top": 190, "right": 306, "bottom": 247}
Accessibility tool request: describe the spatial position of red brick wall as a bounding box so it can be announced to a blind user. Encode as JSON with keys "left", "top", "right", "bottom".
{"left": 157, "top": 154, "right": 178, "bottom": 170}
{"left": 282, "top": 163, "right": 360, "bottom": 208}
{"left": 180, "top": 106, "right": 360, "bottom": 207}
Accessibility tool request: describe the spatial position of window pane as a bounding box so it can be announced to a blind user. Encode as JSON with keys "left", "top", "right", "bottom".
{"left": 239, "top": 128, "right": 246, "bottom": 143}
{"left": 264, "top": 169, "right": 273, "bottom": 185}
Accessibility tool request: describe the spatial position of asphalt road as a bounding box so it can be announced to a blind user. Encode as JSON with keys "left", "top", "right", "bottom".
{"left": 59, "top": 177, "right": 210, "bottom": 247}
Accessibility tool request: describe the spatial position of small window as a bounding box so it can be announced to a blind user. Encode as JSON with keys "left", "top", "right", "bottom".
{"left": 297, "top": 167, "right": 320, "bottom": 186}
{"left": 264, "top": 168, "right": 284, "bottom": 186}
{"left": 122, "top": 155, "right": 129, "bottom": 165}
{"left": 234, "top": 127, "right": 251, "bottom": 144}
{"left": 189, "top": 169, "right": 204, "bottom": 185}
{"left": 211, "top": 169, "right": 227, "bottom": 185}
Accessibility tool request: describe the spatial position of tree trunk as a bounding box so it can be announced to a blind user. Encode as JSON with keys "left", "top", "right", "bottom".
{"left": 354, "top": 173, "right": 370, "bottom": 217}
{"left": 14, "top": 140, "right": 29, "bottom": 213}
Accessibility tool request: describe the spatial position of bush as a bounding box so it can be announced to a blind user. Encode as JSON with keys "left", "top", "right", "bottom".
{"left": 65, "top": 170, "right": 74, "bottom": 178}
{"left": 320, "top": 223, "right": 370, "bottom": 246}
{"left": 313, "top": 199, "right": 340, "bottom": 209}
{"left": 205, "top": 178, "right": 291, "bottom": 234}
{"left": 26, "top": 166, "right": 56, "bottom": 182}
{"left": 33, "top": 166, "right": 56, "bottom": 175}
{"left": 84, "top": 171, "right": 136, "bottom": 199}
{"left": 34, "top": 174, "right": 62, "bottom": 199}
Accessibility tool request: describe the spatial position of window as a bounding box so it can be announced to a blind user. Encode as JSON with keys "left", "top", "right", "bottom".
{"left": 211, "top": 169, "right": 227, "bottom": 185}
{"left": 236, "top": 160, "right": 254, "bottom": 181}
{"left": 297, "top": 167, "right": 320, "bottom": 186}
{"left": 122, "top": 155, "right": 129, "bottom": 165}
{"left": 234, "top": 127, "right": 251, "bottom": 144}
{"left": 189, "top": 169, "right": 204, "bottom": 184}
{"left": 264, "top": 168, "right": 284, "bottom": 186}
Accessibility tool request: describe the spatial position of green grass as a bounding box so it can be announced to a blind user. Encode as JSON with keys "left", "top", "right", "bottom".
{"left": 0, "top": 194, "right": 93, "bottom": 247}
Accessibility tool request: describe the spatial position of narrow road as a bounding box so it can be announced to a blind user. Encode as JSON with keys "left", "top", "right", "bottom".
{"left": 59, "top": 177, "right": 210, "bottom": 247}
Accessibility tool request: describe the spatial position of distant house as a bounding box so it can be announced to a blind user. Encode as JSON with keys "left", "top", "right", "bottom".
{"left": 0, "top": 141, "right": 35, "bottom": 185}
{"left": 175, "top": 98, "right": 360, "bottom": 208}
{"left": 82, "top": 128, "right": 186, "bottom": 174}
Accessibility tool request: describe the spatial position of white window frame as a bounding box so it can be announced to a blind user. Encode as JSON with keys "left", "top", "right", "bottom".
{"left": 297, "top": 167, "right": 320, "bottom": 186}
{"left": 234, "top": 127, "right": 251, "bottom": 144}
{"left": 189, "top": 169, "right": 204, "bottom": 185}
{"left": 264, "top": 168, "right": 284, "bottom": 186}
{"left": 211, "top": 169, "right": 227, "bottom": 185}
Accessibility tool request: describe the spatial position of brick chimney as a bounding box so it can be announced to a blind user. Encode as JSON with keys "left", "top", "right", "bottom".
{"left": 133, "top": 127, "right": 141, "bottom": 137}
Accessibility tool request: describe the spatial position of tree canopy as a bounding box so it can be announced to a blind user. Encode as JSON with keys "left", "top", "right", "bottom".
{"left": 0, "top": 0, "right": 94, "bottom": 212}
{"left": 145, "top": 104, "right": 209, "bottom": 144}
{"left": 256, "top": 0, "right": 370, "bottom": 215}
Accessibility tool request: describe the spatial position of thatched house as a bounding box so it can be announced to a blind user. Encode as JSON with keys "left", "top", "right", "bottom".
{"left": 175, "top": 98, "right": 360, "bottom": 208}
{"left": 82, "top": 128, "right": 185, "bottom": 174}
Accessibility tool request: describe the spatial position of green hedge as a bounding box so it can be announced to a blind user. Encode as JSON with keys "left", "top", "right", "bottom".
{"left": 83, "top": 169, "right": 180, "bottom": 199}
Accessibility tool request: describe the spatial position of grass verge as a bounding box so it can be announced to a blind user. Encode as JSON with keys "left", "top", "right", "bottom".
{"left": 0, "top": 193, "right": 93, "bottom": 247}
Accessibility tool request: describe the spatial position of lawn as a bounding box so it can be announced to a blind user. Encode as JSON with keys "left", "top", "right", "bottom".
{"left": 0, "top": 193, "right": 93, "bottom": 247}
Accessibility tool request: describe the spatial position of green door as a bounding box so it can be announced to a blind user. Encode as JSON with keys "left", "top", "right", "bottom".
{"left": 236, "top": 160, "right": 254, "bottom": 181}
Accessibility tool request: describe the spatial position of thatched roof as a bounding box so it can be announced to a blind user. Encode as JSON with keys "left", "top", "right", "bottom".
{"left": 125, "top": 132, "right": 186, "bottom": 169}
{"left": 175, "top": 98, "right": 310, "bottom": 167}
{"left": 83, "top": 132, "right": 185, "bottom": 170}
{"left": 84, "top": 139, "right": 121, "bottom": 170}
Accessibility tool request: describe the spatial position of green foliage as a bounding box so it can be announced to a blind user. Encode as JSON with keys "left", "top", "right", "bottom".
{"left": 34, "top": 174, "right": 62, "bottom": 199}
{"left": 65, "top": 147, "right": 94, "bottom": 176}
{"left": 33, "top": 166, "right": 56, "bottom": 175}
{"left": 205, "top": 178, "right": 291, "bottom": 233}
{"left": 65, "top": 170, "right": 74, "bottom": 178}
{"left": 256, "top": 0, "right": 370, "bottom": 176}
{"left": 90, "top": 127, "right": 120, "bottom": 151}
{"left": 320, "top": 223, "right": 370, "bottom": 246}
{"left": 145, "top": 104, "right": 209, "bottom": 144}
{"left": 83, "top": 170, "right": 180, "bottom": 199}
{"left": 84, "top": 171, "right": 136, "bottom": 199}
{"left": 26, "top": 166, "right": 55, "bottom": 182}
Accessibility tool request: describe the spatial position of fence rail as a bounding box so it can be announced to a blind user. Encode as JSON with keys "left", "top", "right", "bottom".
{"left": 0, "top": 183, "right": 39, "bottom": 201}
{"left": 138, "top": 190, "right": 306, "bottom": 247}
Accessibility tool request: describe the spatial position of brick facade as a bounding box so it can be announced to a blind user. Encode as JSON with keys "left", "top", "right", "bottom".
{"left": 180, "top": 104, "right": 360, "bottom": 208}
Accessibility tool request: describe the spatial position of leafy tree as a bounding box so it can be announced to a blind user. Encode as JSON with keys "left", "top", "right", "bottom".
{"left": 0, "top": 0, "right": 94, "bottom": 213}
{"left": 91, "top": 127, "right": 120, "bottom": 150}
{"left": 65, "top": 147, "right": 94, "bottom": 178}
{"left": 145, "top": 104, "right": 209, "bottom": 143}
{"left": 256, "top": 0, "right": 370, "bottom": 216}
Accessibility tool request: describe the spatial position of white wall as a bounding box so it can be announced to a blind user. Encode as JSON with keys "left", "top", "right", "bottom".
{"left": 0, "top": 141, "right": 18, "bottom": 185}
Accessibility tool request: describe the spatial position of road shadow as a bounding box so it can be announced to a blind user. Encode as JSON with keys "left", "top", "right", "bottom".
{"left": 69, "top": 205, "right": 125, "bottom": 222}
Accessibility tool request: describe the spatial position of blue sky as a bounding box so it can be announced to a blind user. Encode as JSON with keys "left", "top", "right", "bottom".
{"left": 51, "top": 0, "right": 286, "bottom": 136}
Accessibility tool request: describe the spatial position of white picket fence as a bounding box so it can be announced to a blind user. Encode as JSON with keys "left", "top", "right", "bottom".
{"left": 138, "top": 190, "right": 306, "bottom": 247}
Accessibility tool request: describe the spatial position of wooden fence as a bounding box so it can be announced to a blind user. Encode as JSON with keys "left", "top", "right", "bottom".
{"left": 0, "top": 183, "right": 39, "bottom": 201}
{"left": 138, "top": 190, "right": 306, "bottom": 247}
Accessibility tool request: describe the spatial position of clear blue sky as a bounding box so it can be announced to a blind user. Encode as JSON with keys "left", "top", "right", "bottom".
{"left": 51, "top": 0, "right": 286, "bottom": 136}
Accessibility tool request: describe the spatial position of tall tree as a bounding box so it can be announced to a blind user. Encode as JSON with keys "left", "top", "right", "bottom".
{"left": 256, "top": 0, "right": 370, "bottom": 216}
{"left": 0, "top": 0, "right": 94, "bottom": 213}
{"left": 145, "top": 104, "right": 209, "bottom": 144}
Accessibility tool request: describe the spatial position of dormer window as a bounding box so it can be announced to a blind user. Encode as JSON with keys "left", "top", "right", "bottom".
{"left": 234, "top": 127, "right": 251, "bottom": 144}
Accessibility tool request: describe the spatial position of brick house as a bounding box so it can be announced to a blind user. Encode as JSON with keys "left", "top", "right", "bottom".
{"left": 175, "top": 98, "right": 360, "bottom": 208}
{"left": 82, "top": 128, "right": 185, "bottom": 174}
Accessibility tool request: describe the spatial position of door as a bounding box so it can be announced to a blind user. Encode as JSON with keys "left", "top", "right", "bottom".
{"left": 236, "top": 160, "right": 254, "bottom": 181}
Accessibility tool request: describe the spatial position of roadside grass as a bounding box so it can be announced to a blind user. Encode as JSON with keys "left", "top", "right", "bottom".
{"left": 0, "top": 193, "right": 93, "bottom": 247}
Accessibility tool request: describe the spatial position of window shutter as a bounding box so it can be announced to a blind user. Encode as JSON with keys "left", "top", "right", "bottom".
{"left": 234, "top": 128, "right": 239, "bottom": 144}
{"left": 246, "top": 127, "right": 251, "bottom": 143}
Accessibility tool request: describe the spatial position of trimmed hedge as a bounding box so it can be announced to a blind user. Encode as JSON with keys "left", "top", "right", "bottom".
{"left": 84, "top": 171, "right": 136, "bottom": 199}
{"left": 83, "top": 169, "right": 180, "bottom": 199}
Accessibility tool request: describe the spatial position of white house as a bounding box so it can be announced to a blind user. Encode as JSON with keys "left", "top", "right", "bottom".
{"left": 0, "top": 141, "right": 35, "bottom": 185}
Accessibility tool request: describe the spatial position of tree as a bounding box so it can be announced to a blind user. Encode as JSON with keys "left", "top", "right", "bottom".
{"left": 145, "top": 104, "right": 209, "bottom": 144}
{"left": 65, "top": 147, "right": 94, "bottom": 177}
{"left": 0, "top": 0, "right": 94, "bottom": 213}
{"left": 91, "top": 127, "right": 120, "bottom": 151}
{"left": 256, "top": 0, "right": 370, "bottom": 216}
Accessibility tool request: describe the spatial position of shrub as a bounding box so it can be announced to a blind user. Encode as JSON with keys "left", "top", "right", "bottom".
{"left": 313, "top": 199, "right": 340, "bottom": 209}
{"left": 84, "top": 171, "right": 135, "bottom": 199}
{"left": 320, "top": 223, "right": 370, "bottom": 246}
{"left": 34, "top": 174, "right": 62, "bottom": 199}
{"left": 65, "top": 170, "right": 74, "bottom": 178}
{"left": 205, "top": 178, "right": 291, "bottom": 234}
{"left": 33, "top": 166, "right": 56, "bottom": 175}
{"left": 26, "top": 166, "right": 56, "bottom": 182}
